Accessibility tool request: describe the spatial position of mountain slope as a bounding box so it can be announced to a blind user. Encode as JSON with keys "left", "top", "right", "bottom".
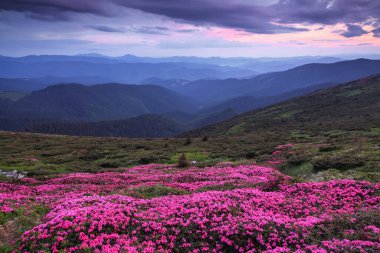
{"left": 186, "top": 74, "right": 380, "bottom": 137}
{"left": 197, "top": 82, "right": 338, "bottom": 115}
{"left": 0, "top": 76, "right": 119, "bottom": 92}
{"left": 0, "top": 78, "right": 49, "bottom": 92}
{"left": 173, "top": 59, "right": 380, "bottom": 105}
{"left": 0, "top": 83, "right": 197, "bottom": 121}
{"left": 22, "top": 114, "right": 191, "bottom": 138}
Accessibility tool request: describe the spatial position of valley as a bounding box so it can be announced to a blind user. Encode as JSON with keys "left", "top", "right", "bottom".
{"left": 1, "top": 57, "right": 380, "bottom": 138}
{"left": 1, "top": 1, "right": 380, "bottom": 251}
{"left": 1, "top": 75, "right": 379, "bottom": 182}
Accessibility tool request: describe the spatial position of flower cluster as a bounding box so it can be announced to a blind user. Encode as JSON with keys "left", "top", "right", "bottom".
{"left": 267, "top": 144, "right": 294, "bottom": 166}
{"left": 1, "top": 162, "right": 379, "bottom": 252}
{"left": 0, "top": 164, "right": 289, "bottom": 213}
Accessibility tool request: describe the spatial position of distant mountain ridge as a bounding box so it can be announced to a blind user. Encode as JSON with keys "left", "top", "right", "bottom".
{"left": 0, "top": 83, "right": 197, "bottom": 121}
{"left": 0, "top": 55, "right": 258, "bottom": 85}
{"left": 0, "top": 54, "right": 345, "bottom": 67}
{"left": 170, "top": 58, "right": 380, "bottom": 105}
{"left": 0, "top": 61, "right": 254, "bottom": 84}
{"left": 0, "top": 55, "right": 376, "bottom": 96}
{"left": 0, "top": 54, "right": 350, "bottom": 92}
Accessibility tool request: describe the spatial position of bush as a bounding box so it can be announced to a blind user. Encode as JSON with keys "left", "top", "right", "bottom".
{"left": 319, "top": 145, "right": 339, "bottom": 152}
{"left": 138, "top": 157, "right": 156, "bottom": 165}
{"left": 98, "top": 161, "right": 122, "bottom": 168}
{"left": 184, "top": 137, "right": 192, "bottom": 146}
{"left": 287, "top": 155, "right": 307, "bottom": 165}
{"left": 177, "top": 153, "right": 189, "bottom": 168}
{"left": 312, "top": 155, "right": 364, "bottom": 172}
{"left": 245, "top": 152, "right": 256, "bottom": 159}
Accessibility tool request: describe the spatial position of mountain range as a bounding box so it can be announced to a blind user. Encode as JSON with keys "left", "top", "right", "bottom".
{"left": 0, "top": 54, "right": 364, "bottom": 92}
{"left": 167, "top": 58, "right": 380, "bottom": 105}
{"left": 1, "top": 57, "right": 380, "bottom": 137}
{"left": 0, "top": 60, "right": 254, "bottom": 84}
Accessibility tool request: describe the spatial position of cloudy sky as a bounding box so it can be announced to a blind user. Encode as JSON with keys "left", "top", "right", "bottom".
{"left": 1, "top": 0, "right": 380, "bottom": 57}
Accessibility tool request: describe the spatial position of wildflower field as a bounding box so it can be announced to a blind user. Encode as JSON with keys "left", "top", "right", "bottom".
{"left": 1, "top": 147, "right": 379, "bottom": 253}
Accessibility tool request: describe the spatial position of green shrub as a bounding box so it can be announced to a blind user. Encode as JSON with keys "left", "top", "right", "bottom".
{"left": 312, "top": 155, "right": 364, "bottom": 172}
{"left": 245, "top": 151, "right": 256, "bottom": 159}
{"left": 287, "top": 155, "right": 308, "bottom": 165}
{"left": 98, "top": 161, "right": 123, "bottom": 168}
{"left": 177, "top": 153, "right": 189, "bottom": 168}
{"left": 184, "top": 137, "right": 192, "bottom": 146}
{"left": 319, "top": 146, "right": 339, "bottom": 152}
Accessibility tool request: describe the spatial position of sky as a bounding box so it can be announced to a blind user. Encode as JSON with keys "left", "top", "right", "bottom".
{"left": 0, "top": 0, "right": 380, "bottom": 57}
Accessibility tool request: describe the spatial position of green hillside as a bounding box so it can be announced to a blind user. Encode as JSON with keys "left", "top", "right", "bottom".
{"left": 0, "top": 83, "right": 197, "bottom": 121}
{"left": 0, "top": 75, "right": 379, "bottom": 182}
{"left": 24, "top": 114, "right": 191, "bottom": 138}
{"left": 187, "top": 74, "right": 380, "bottom": 137}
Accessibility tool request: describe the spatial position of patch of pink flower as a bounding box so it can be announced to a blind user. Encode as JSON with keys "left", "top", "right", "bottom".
{"left": 0, "top": 164, "right": 289, "bottom": 212}
{"left": 1, "top": 162, "right": 379, "bottom": 252}
{"left": 267, "top": 144, "right": 295, "bottom": 166}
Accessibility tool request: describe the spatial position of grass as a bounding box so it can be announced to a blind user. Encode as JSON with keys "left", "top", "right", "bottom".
{"left": 128, "top": 185, "right": 189, "bottom": 199}
{"left": 0, "top": 128, "right": 379, "bottom": 182}
{"left": 0, "top": 205, "right": 50, "bottom": 226}
{"left": 170, "top": 151, "right": 209, "bottom": 164}
{"left": 225, "top": 123, "right": 246, "bottom": 135}
{"left": 339, "top": 89, "right": 364, "bottom": 97}
{"left": 0, "top": 209, "right": 24, "bottom": 226}
{"left": 280, "top": 162, "right": 314, "bottom": 181}
{"left": 196, "top": 182, "right": 261, "bottom": 192}
{"left": 0, "top": 205, "right": 50, "bottom": 251}
{"left": 278, "top": 109, "right": 303, "bottom": 119}
{"left": 364, "top": 128, "right": 380, "bottom": 137}
{"left": 290, "top": 130, "right": 311, "bottom": 140}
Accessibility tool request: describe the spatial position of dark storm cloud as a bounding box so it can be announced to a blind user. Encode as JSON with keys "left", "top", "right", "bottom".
{"left": 117, "top": 0, "right": 380, "bottom": 34}
{"left": 0, "top": 0, "right": 113, "bottom": 20}
{"left": 272, "top": 0, "right": 380, "bottom": 25}
{"left": 117, "top": 0, "right": 302, "bottom": 34}
{"left": 1, "top": 0, "right": 380, "bottom": 35}
{"left": 341, "top": 24, "right": 369, "bottom": 38}
{"left": 0, "top": 0, "right": 303, "bottom": 33}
